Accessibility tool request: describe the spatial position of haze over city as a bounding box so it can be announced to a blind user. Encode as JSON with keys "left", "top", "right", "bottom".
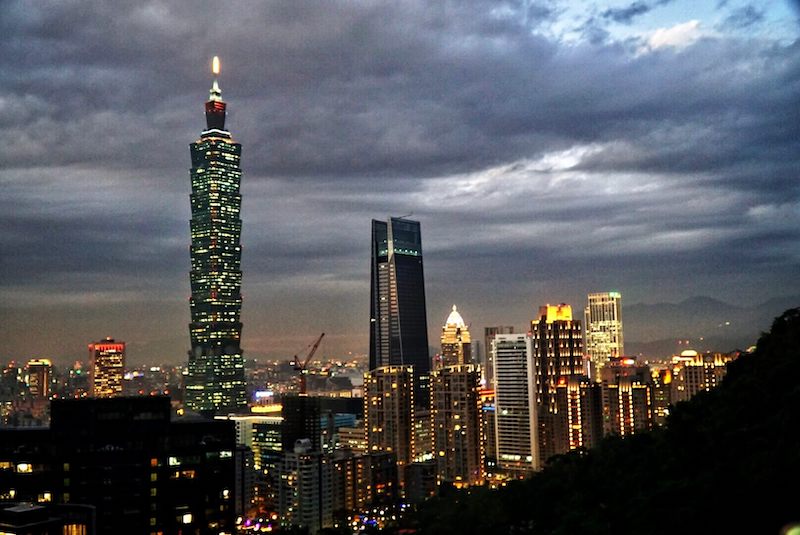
{"left": 2, "top": 0, "right": 799, "bottom": 365}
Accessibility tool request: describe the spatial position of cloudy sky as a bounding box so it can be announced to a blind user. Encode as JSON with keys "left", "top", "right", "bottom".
{"left": 2, "top": 0, "right": 798, "bottom": 365}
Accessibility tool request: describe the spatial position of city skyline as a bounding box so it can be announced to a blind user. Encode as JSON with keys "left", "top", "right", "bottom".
{"left": 2, "top": 1, "right": 799, "bottom": 364}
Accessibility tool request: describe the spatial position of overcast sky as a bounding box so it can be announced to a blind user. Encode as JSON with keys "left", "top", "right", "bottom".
{"left": 1, "top": 0, "right": 798, "bottom": 365}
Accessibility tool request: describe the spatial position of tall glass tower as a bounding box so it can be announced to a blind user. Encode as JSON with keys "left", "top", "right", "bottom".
{"left": 369, "top": 217, "right": 430, "bottom": 406}
{"left": 185, "top": 57, "right": 247, "bottom": 414}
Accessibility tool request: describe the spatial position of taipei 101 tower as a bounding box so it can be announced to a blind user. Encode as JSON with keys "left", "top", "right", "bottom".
{"left": 185, "top": 57, "right": 247, "bottom": 414}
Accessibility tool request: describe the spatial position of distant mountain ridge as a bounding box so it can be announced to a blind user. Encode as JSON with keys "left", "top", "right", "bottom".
{"left": 624, "top": 295, "right": 800, "bottom": 359}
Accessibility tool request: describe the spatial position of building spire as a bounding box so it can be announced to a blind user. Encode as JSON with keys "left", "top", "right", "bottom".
{"left": 209, "top": 56, "right": 223, "bottom": 102}
{"left": 205, "top": 56, "right": 227, "bottom": 131}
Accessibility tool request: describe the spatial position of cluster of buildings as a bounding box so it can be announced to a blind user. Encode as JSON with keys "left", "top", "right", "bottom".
{"left": 0, "top": 59, "right": 740, "bottom": 534}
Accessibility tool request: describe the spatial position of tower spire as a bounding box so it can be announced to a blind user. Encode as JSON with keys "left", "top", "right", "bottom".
{"left": 205, "top": 56, "right": 226, "bottom": 131}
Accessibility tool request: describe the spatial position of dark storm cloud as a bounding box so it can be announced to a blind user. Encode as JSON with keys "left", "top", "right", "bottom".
{"left": 1, "top": 0, "right": 799, "bottom": 362}
{"left": 601, "top": 0, "right": 674, "bottom": 24}
{"left": 721, "top": 5, "right": 765, "bottom": 30}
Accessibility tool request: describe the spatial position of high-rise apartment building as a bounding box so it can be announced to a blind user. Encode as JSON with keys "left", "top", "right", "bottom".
{"left": 25, "top": 359, "right": 52, "bottom": 400}
{"left": 363, "top": 366, "right": 416, "bottom": 479}
{"left": 430, "top": 364, "right": 484, "bottom": 487}
{"left": 491, "top": 333, "right": 538, "bottom": 474}
{"left": 483, "top": 326, "right": 514, "bottom": 389}
{"left": 439, "top": 305, "right": 472, "bottom": 368}
{"left": 554, "top": 376, "right": 602, "bottom": 452}
{"left": 584, "top": 292, "right": 624, "bottom": 380}
{"left": 531, "top": 304, "right": 584, "bottom": 463}
{"left": 277, "top": 441, "right": 333, "bottom": 533}
{"left": 369, "top": 218, "right": 430, "bottom": 406}
{"left": 89, "top": 337, "right": 125, "bottom": 398}
{"left": 185, "top": 57, "right": 247, "bottom": 414}
{"left": 600, "top": 357, "right": 653, "bottom": 437}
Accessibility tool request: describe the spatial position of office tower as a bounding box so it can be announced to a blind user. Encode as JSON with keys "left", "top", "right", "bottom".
{"left": 492, "top": 333, "right": 538, "bottom": 474}
{"left": 585, "top": 292, "right": 624, "bottom": 380}
{"left": 530, "top": 304, "right": 584, "bottom": 463}
{"left": 430, "top": 364, "right": 484, "bottom": 487}
{"left": 89, "top": 337, "right": 125, "bottom": 398}
{"left": 671, "top": 350, "right": 736, "bottom": 403}
{"left": 25, "top": 359, "right": 52, "bottom": 400}
{"left": 483, "top": 326, "right": 514, "bottom": 389}
{"left": 600, "top": 357, "right": 653, "bottom": 437}
{"left": 439, "top": 305, "right": 472, "bottom": 368}
{"left": 185, "top": 56, "right": 247, "bottom": 414}
{"left": 554, "top": 376, "right": 602, "bottom": 452}
{"left": 0, "top": 396, "right": 236, "bottom": 534}
{"left": 363, "top": 366, "right": 415, "bottom": 481}
{"left": 369, "top": 217, "right": 430, "bottom": 407}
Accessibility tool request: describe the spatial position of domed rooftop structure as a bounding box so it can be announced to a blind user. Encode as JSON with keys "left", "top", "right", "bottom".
{"left": 445, "top": 305, "right": 466, "bottom": 328}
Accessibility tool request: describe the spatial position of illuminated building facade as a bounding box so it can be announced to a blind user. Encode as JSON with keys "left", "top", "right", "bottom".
{"left": 584, "top": 292, "right": 624, "bottom": 380}
{"left": 337, "top": 424, "right": 368, "bottom": 454}
{"left": 25, "top": 359, "right": 51, "bottom": 400}
{"left": 185, "top": 57, "right": 247, "bottom": 414}
{"left": 331, "top": 452, "right": 397, "bottom": 515}
{"left": 278, "top": 443, "right": 333, "bottom": 534}
{"left": 363, "top": 366, "right": 415, "bottom": 483}
{"left": 369, "top": 218, "right": 430, "bottom": 407}
{"left": 483, "top": 326, "right": 514, "bottom": 389}
{"left": 89, "top": 337, "right": 125, "bottom": 398}
{"left": 439, "top": 305, "right": 472, "bottom": 368}
{"left": 600, "top": 357, "right": 653, "bottom": 437}
{"left": 651, "top": 367, "right": 672, "bottom": 426}
{"left": 430, "top": 364, "right": 484, "bottom": 486}
{"left": 554, "top": 376, "right": 602, "bottom": 452}
{"left": 671, "top": 350, "right": 736, "bottom": 403}
{"left": 530, "top": 304, "right": 584, "bottom": 463}
{"left": 491, "top": 333, "right": 538, "bottom": 474}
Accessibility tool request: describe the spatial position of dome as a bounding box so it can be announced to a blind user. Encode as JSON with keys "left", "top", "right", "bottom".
{"left": 445, "top": 304, "right": 467, "bottom": 328}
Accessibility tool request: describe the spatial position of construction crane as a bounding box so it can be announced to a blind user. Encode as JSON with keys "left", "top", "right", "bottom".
{"left": 292, "top": 333, "right": 325, "bottom": 395}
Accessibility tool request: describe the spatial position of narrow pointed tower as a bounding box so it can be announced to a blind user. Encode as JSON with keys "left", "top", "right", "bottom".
{"left": 185, "top": 57, "right": 247, "bottom": 414}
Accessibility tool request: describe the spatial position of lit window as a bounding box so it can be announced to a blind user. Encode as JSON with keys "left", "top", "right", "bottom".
{"left": 16, "top": 463, "right": 32, "bottom": 473}
{"left": 182, "top": 513, "right": 193, "bottom": 524}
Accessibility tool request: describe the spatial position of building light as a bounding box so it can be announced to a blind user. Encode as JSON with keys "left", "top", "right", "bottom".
{"left": 16, "top": 463, "right": 32, "bottom": 473}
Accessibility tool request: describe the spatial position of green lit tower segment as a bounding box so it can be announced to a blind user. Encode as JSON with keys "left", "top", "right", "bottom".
{"left": 185, "top": 57, "right": 247, "bottom": 414}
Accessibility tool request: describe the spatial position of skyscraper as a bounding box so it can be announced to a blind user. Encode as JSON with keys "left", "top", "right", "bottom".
{"left": 369, "top": 217, "right": 430, "bottom": 405}
{"left": 185, "top": 57, "right": 247, "bottom": 414}
{"left": 491, "top": 333, "right": 538, "bottom": 474}
{"left": 364, "top": 366, "right": 415, "bottom": 483}
{"left": 530, "top": 304, "right": 584, "bottom": 463}
{"left": 483, "top": 326, "right": 514, "bottom": 389}
{"left": 430, "top": 364, "right": 484, "bottom": 487}
{"left": 585, "top": 292, "right": 624, "bottom": 380}
{"left": 89, "top": 337, "right": 125, "bottom": 398}
{"left": 439, "top": 305, "right": 472, "bottom": 368}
